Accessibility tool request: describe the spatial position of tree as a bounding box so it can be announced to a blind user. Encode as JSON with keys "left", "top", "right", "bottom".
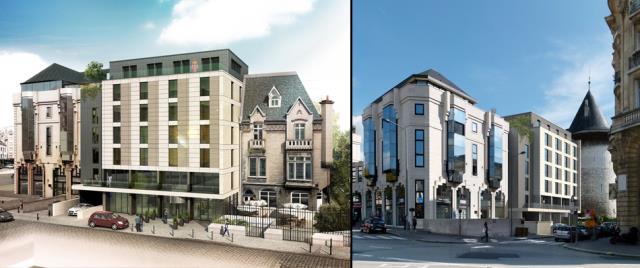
{"left": 329, "top": 129, "right": 350, "bottom": 208}
{"left": 314, "top": 202, "right": 349, "bottom": 232}
{"left": 84, "top": 61, "right": 106, "bottom": 82}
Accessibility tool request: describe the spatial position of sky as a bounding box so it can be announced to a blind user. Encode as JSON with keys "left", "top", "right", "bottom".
{"left": 353, "top": 0, "right": 615, "bottom": 157}
{"left": 0, "top": 0, "right": 350, "bottom": 130}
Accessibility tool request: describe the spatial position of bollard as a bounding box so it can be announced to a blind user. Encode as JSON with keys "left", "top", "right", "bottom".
{"left": 170, "top": 229, "right": 174, "bottom": 237}
{"left": 131, "top": 225, "right": 134, "bottom": 232}
{"left": 210, "top": 231, "right": 213, "bottom": 240}
{"left": 192, "top": 228, "right": 194, "bottom": 238}
{"left": 231, "top": 233, "right": 234, "bottom": 242}
{"left": 36, "top": 213, "right": 39, "bottom": 221}
{"left": 330, "top": 238, "right": 332, "bottom": 255}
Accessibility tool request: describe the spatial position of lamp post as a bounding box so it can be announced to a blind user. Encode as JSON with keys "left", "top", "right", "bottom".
{"left": 571, "top": 194, "right": 576, "bottom": 244}
{"left": 383, "top": 118, "right": 408, "bottom": 229}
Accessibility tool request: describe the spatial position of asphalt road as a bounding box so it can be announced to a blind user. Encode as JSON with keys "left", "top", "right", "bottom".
{"left": 353, "top": 232, "right": 640, "bottom": 267}
{"left": 0, "top": 220, "right": 349, "bottom": 267}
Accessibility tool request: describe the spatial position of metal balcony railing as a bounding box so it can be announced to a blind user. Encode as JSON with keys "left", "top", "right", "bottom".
{"left": 527, "top": 202, "right": 576, "bottom": 211}
{"left": 286, "top": 139, "right": 313, "bottom": 150}
{"left": 109, "top": 63, "right": 237, "bottom": 80}
{"left": 611, "top": 108, "right": 640, "bottom": 133}
{"left": 631, "top": 0, "right": 640, "bottom": 16}
{"left": 249, "top": 139, "right": 265, "bottom": 150}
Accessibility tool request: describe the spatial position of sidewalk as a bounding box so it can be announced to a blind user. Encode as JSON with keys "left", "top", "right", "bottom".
{"left": 9, "top": 209, "right": 349, "bottom": 260}
{"left": 562, "top": 238, "right": 640, "bottom": 259}
{"left": 388, "top": 227, "right": 552, "bottom": 244}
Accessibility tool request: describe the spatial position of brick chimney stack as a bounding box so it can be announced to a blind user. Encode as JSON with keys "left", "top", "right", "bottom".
{"left": 320, "top": 96, "right": 334, "bottom": 168}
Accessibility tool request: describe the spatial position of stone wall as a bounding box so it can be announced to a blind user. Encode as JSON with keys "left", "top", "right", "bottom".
{"left": 609, "top": 128, "right": 640, "bottom": 231}
{"left": 580, "top": 138, "right": 616, "bottom": 217}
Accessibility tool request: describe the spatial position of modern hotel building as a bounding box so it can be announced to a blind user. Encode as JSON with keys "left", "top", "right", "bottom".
{"left": 13, "top": 63, "right": 85, "bottom": 199}
{"left": 75, "top": 50, "right": 248, "bottom": 220}
{"left": 359, "top": 69, "right": 509, "bottom": 230}
{"left": 505, "top": 112, "right": 581, "bottom": 224}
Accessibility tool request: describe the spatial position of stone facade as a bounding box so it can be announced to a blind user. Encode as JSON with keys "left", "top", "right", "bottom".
{"left": 609, "top": 129, "right": 640, "bottom": 231}
{"left": 579, "top": 138, "right": 616, "bottom": 217}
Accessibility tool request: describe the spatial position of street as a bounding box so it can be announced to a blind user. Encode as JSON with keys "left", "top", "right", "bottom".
{"left": 0, "top": 220, "right": 349, "bottom": 267}
{"left": 352, "top": 230, "right": 640, "bottom": 267}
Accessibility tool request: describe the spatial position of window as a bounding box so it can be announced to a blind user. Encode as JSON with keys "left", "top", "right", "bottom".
{"left": 45, "top": 126, "right": 51, "bottom": 155}
{"left": 169, "top": 103, "right": 177, "bottom": 121}
{"left": 544, "top": 180, "right": 550, "bottom": 192}
{"left": 556, "top": 138, "right": 561, "bottom": 150}
{"left": 545, "top": 149, "right": 551, "bottom": 162}
{"left": 415, "top": 129, "right": 425, "bottom": 167}
{"left": 565, "top": 170, "right": 569, "bottom": 182}
{"left": 200, "top": 125, "right": 209, "bottom": 144}
{"left": 253, "top": 124, "right": 263, "bottom": 140}
{"left": 113, "top": 105, "right": 121, "bottom": 123}
{"left": 555, "top": 182, "right": 560, "bottom": 194}
{"left": 92, "top": 127, "right": 100, "bottom": 144}
{"left": 363, "top": 118, "right": 376, "bottom": 178}
{"left": 260, "top": 189, "right": 277, "bottom": 207}
{"left": 446, "top": 107, "right": 465, "bottom": 183}
{"left": 201, "top": 57, "right": 220, "bottom": 71}
{"left": 140, "top": 104, "right": 148, "bottom": 122}
{"left": 288, "top": 154, "right": 312, "bottom": 180}
{"left": 556, "top": 168, "right": 561, "bottom": 180}
{"left": 415, "top": 103, "right": 424, "bottom": 115}
{"left": 113, "top": 127, "right": 120, "bottom": 144}
{"left": 140, "top": 82, "right": 148, "bottom": 100}
{"left": 200, "top": 101, "right": 209, "bottom": 120}
{"left": 535, "top": 120, "right": 541, "bottom": 127}
{"left": 565, "top": 156, "right": 569, "bottom": 168}
{"left": 200, "top": 77, "right": 210, "bottom": 96}
{"left": 545, "top": 133, "right": 551, "bottom": 147}
{"left": 472, "top": 122, "right": 478, "bottom": 133}
{"left": 415, "top": 180, "right": 424, "bottom": 218}
{"left": 140, "top": 126, "right": 148, "bottom": 144}
{"left": 46, "top": 106, "right": 52, "bottom": 118}
{"left": 230, "top": 104, "right": 235, "bottom": 122}
{"left": 169, "top": 126, "right": 178, "bottom": 144}
{"left": 231, "top": 60, "right": 242, "bottom": 74}
{"left": 545, "top": 164, "right": 551, "bottom": 177}
{"left": 113, "top": 148, "right": 121, "bottom": 165}
{"left": 269, "top": 87, "right": 281, "bottom": 108}
{"left": 200, "top": 149, "right": 209, "bottom": 168}
{"left": 113, "top": 84, "right": 121, "bottom": 101}
{"left": 249, "top": 157, "right": 267, "bottom": 177}
{"left": 231, "top": 126, "right": 235, "bottom": 144}
{"left": 182, "top": 60, "right": 189, "bottom": 73}
{"left": 173, "top": 61, "right": 181, "bottom": 74}
{"left": 472, "top": 143, "right": 478, "bottom": 175}
{"left": 556, "top": 153, "right": 561, "bottom": 165}
{"left": 573, "top": 159, "right": 577, "bottom": 170}
{"left": 382, "top": 105, "right": 399, "bottom": 176}
{"left": 565, "top": 142, "right": 570, "bottom": 154}
{"left": 294, "top": 123, "right": 305, "bottom": 140}
{"left": 140, "top": 148, "right": 148, "bottom": 166}
{"left": 573, "top": 172, "right": 577, "bottom": 183}
{"left": 92, "top": 108, "right": 99, "bottom": 124}
{"left": 291, "top": 192, "right": 309, "bottom": 206}
{"left": 231, "top": 81, "right": 234, "bottom": 99}
{"left": 169, "top": 80, "right": 178, "bottom": 98}
{"left": 169, "top": 148, "right": 177, "bottom": 166}
{"left": 524, "top": 144, "right": 529, "bottom": 158}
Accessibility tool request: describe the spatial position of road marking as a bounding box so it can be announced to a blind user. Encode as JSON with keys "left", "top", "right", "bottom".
{"left": 353, "top": 253, "right": 373, "bottom": 258}
{"left": 377, "top": 235, "right": 392, "bottom": 239}
{"left": 471, "top": 245, "right": 492, "bottom": 249}
{"left": 370, "top": 245, "right": 393, "bottom": 249}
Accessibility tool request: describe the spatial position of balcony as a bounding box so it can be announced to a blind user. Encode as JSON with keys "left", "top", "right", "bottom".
{"left": 526, "top": 202, "right": 576, "bottom": 211}
{"left": 249, "top": 139, "right": 265, "bottom": 151}
{"left": 109, "top": 63, "right": 227, "bottom": 80}
{"left": 629, "top": 50, "right": 640, "bottom": 70}
{"left": 244, "top": 177, "right": 267, "bottom": 184}
{"left": 632, "top": 0, "right": 640, "bottom": 18}
{"left": 286, "top": 139, "right": 313, "bottom": 150}
{"left": 611, "top": 108, "right": 640, "bottom": 134}
{"left": 284, "top": 179, "right": 313, "bottom": 189}
{"left": 614, "top": 71, "right": 621, "bottom": 86}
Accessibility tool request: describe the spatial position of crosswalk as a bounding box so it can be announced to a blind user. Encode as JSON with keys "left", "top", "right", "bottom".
{"left": 353, "top": 234, "right": 408, "bottom": 240}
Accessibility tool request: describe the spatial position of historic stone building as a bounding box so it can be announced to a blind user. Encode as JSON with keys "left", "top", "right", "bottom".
{"left": 568, "top": 90, "right": 616, "bottom": 218}
{"left": 606, "top": 0, "right": 640, "bottom": 231}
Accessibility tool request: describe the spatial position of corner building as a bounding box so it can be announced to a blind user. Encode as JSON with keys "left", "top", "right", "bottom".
{"left": 75, "top": 50, "right": 248, "bottom": 220}
{"left": 360, "top": 69, "right": 509, "bottom": 230}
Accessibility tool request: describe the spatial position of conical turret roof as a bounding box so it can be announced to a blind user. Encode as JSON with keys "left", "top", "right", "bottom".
{"left": 568, "top": 90, "right": 609, "bottom": 136}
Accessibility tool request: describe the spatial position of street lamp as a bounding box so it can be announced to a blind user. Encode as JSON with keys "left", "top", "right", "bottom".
{"left": 382, "top": 118, "right": 409, "bottom": 230}
{"left": 571, "top": 194, "right": 577, "bottom": 244}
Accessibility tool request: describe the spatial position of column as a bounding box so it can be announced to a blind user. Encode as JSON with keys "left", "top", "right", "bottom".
{"left": 27, "top": 163, "right": 33, "bottom": 195}
{"left": 491, "top": 191, "right": 496, "bottom": 219}
{"left": 391, "top": 184, "right": 397, "bottom": 226}
{"left": 65, "top": 165, "right": 72, "bottom": 199}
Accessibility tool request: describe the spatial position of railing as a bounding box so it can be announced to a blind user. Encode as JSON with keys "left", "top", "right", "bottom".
{"left": 249, "top": 139, "right": 265, "bottom": 150}
{"left": 191, "top": 185, "right": 219, "bottom": 194}
{"left": 614, "top": 71, "right": 621, "bottom": 85}
{"left": 629, "top": 50, "right": 640, "bottom": 70}
{"left": 160, "top": 184, "right": 188, "bottom": 192}
{"left": 527, "top": 202, "right": 576, "bottom": 211}
{"left": 132, "top": 182, "right": 159, "bottom": 190}
{"left": 611, "top": 108, "right": 640, "bottom": 133}
{"left": 631, "top": 0, "right": 640, "bottom": 16}
{"left": 286, "top": 139, "right": 313, "bottom": 150}
{"left": 244, "top": 177, "right": 267, "bottom": 183}
{"left": 109, "top": 63, "right": 227, "bottom": 80}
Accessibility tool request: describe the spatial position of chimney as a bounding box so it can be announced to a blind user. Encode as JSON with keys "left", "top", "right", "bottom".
{"left": 320, "top": 95, "right": 334, "bottom": 168}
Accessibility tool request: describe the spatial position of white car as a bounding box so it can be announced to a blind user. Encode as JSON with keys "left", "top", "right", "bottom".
{"left": 68, "top": 203, "right": 92, "bottom": 216}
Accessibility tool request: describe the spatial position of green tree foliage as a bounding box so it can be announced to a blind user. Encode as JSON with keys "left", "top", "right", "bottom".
{"left": 330, "top": 129, "right": 350, "bottom": 207}
{"left": 84, "top": 61, "right": 106, "bottom": 82}
{"left": 314, "top": 202, "right": 349, "bottom": 232}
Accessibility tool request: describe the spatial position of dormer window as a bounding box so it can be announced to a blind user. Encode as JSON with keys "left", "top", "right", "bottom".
{"left": 268, "top": 86, "right": 281, "bottom": 108}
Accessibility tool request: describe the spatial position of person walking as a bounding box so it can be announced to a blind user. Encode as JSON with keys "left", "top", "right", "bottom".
{"left": 19, "top": 200, "right": 23, "bottom": 213}
{"left": 163, "top": 208, "right": 169, "bottom": 224}
{"left": 482, "top": 221, "right": 489, "bottom": 242}
{"left": 412, "top": 216, "right": 417, "bottom": 231}
{"left": 223, "top": 219, "right": 230, "bottom": 237}
{"left": 134, "top": 214, "right": 140, "bottom": 232}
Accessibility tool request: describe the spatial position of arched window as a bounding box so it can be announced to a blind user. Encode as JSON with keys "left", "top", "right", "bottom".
{"left": 244, "top": 189, "right": 255, "bottom": 202}
{"left": 260, "top": 189, "right": 277, "bottom": 207}
{"left": 494, "top": 191, "right": 505, "bottom": 219}
{"left": 456, "top": 187, "right": 471, "bottom": 219}
{"left": 480, "top": 189, "right": 492, "bottom": 219}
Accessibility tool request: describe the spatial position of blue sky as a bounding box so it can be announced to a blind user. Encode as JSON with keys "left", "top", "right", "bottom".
{"left": 0, "top": 0, "right": 349, "bottom": 129}
{"left": 353, "top": 0, "right": 614, "bottom": 137}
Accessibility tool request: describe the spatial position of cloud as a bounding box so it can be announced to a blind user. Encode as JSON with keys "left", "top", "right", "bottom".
{"left": 538, "top": 40, "right": 614, "bottom": 128}
{"left": 158, "top": 0, "right": 315, "bottom": 45}
{"left": 143, "top": 21, "right": 157, "bottom": 30}
{"left": 0, "top": 51, "right": 48, "bottom": 127}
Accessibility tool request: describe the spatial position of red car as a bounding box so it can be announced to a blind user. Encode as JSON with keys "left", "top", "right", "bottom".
{"left": 88, "top": 211, "right": 129, "bottom": 230}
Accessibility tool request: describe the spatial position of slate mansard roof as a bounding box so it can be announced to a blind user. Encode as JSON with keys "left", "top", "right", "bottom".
{"left": 242, "top": 72, "right": 321, "bottom": 122}
{"left": 568, "top": 90, "right": 610, "bottom": 136}
{"left": 21, "top": 63, "right": 88, "bottom": 85}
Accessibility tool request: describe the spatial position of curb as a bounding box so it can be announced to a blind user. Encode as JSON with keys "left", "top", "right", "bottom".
{"left": 562, "top": 244, "right": 640, "bottom": 259}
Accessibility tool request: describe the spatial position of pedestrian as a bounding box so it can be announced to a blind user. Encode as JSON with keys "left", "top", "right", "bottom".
{"left": 412, "top": 216, "right": 417, "bottom": 231}
{"left": 163, "top": 208, "right": 169, "bottom": 224}
{"left": 135, "top": 214, "right": 141, "bottom": 232}
{"left": 483, "top": 221, "right": 489, "bottom": 242}
{"left": 19, "top": 200, "right": 23, "bottom": 213}
{"left": 223, "top": 219, "right": 230, "bottom": 237}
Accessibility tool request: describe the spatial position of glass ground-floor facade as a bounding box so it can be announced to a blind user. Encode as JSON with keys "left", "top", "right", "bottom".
{"left": 105, "top": 192, "right": 238, "bottom": 221}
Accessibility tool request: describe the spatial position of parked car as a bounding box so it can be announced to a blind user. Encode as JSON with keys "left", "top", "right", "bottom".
{"left": 575, "top": 225, "right": 591, "bottom": 239}
{"left": 5, "top": 164, "right": 13, "bottom": 169}
{"left": 554, "top": 226, "right": 589, "bottom": 242}
{"left": 0, "top": 208, "right": 14, "bottom": 222}
{"left": 595, "top": 222, "right": 617, "bottom": 238}
{"left": 551, "top": 223, "right": 568, "bottom": 234}
{"left": 360, "top": 217, "right": 386, "bottom": 234}
{"left": 88, "top": 211, "right": 129, "bottom": 230}
{"left": 68, "top": 203, "right": 93, "bottom": 216}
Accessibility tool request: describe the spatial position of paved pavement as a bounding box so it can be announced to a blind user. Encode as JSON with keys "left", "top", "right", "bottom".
{"left": 9, "top": 209, "right": 349, "bottom": 260}
{"left": 563, "top": 238, "right": 640, "bottom": 258}
{"left": 0, "top": 220, "right": 349, "bottom": 267}
{"left": 353, "top": 228, "right": 640, "bottom": 267}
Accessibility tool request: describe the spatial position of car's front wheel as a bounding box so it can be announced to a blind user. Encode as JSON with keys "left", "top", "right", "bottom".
{"left": 554, "top": 238, "right": 559, "bottom": 242}
{"left": 89, "top": 221, "right": 95, "bottom": 228}
{"left": 111, "top": 224, "right": 117, "bottom": 230}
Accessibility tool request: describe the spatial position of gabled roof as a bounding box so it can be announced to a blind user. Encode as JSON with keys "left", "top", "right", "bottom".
{"left": 568, "top": 90, "right": 610, "bottom": 135}
{"left": 21, "top": 63, "right": 88, "bottom": 85}
{"left": 374, "top": 68, "right": 476, "bottom": 104}
{"left": 286, "top": 97, "right": 313, "bottom": 116}
{"left": 242, "top": 72, "right": 321, "bottom": 122}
